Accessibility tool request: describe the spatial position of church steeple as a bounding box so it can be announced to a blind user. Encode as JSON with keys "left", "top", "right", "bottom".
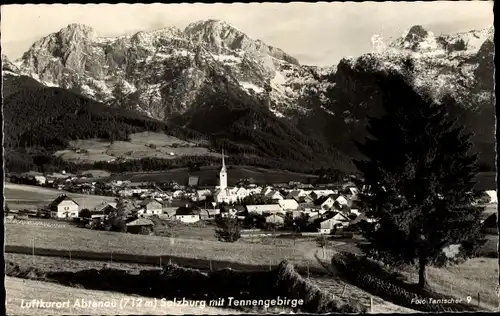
{"left": 221, "top": 148, "right": 226, "bottom": 171}
{"left": 219, "top": 148, "right": 227, "bottom": 190}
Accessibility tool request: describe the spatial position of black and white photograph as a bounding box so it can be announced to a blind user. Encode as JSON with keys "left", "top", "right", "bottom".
{"left": 1, "top": 1, "right": 496, "bottom": 314}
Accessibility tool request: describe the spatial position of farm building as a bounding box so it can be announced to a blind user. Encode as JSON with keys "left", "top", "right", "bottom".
{"left": 138, "top": 199, "right": 163, "bottom": 216}
{"left": 246, "top": 204, "right": 284, "bottom": 215}
{"left": 174, "top": 206, "right": 200, "bottom": 223}
{"left": 318, "top": 212, "right": 350, "bottom": 234}
{"left": 126, "top": 218, "right": 154, "bottom": 234}
{"left": 49, "top": 195, "right": 79, "bottom": 219}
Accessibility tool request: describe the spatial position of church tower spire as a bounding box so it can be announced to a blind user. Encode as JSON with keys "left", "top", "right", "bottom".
{"left": 219, "top": 148, "right": 227, "bottom": 190}
{"left": 221, "top": 148, "right": 226, "bottom": 171}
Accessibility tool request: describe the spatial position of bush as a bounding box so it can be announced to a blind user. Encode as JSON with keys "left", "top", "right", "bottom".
{"left": 316, "top": 235, "right": 329, "bottom": 248}
{"left": 79, "top": 209, "right": 92, "bottom": 219}
{"left": 215, "top": 216, "right": 241, "bottom": 242}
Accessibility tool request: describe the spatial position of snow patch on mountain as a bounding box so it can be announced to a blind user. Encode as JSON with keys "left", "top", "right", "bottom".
{"left": 240, "top": 81, "right": 264, "bottom": 93}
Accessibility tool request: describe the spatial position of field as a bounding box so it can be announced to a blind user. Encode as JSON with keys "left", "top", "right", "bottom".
{"left": 53, "top": 132, "right": 217, "bottom": 163}
{"left": 5, "top": 252, "right": 408, "bottom": 314}
{"left": 5, "top": 276, "right": 238, "bottom": 315}
{"left": 5, "top": 223, "right": 321, "bottom": 272}
{"left": 107, "top": 165, "right": 318, "bottom": 186}
{"left": 400, "top": 258, "right": 498, "bottom": 311}
{"left": 4, "top": 183, "right": 116, "bottom": 210}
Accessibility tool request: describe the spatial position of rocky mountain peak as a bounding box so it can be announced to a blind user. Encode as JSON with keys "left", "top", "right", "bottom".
{"left": 57, "top": 23, "right": 98, "bottom": 44}
{"left": 405, "top": 25, "right": 428, "bottom": 41}
{"left": 184, "top": 19, "right": 300, "bottom": 65}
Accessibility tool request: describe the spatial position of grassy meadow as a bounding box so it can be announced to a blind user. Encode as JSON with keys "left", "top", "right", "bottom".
{"left": 4, "top": 183, "right": 115, "bottom": 210}
{"left": 53, "top": 132, "right": 217, "bottom": 164}
{"left": 5, "top": 223, "right": 319, "bottom": 271}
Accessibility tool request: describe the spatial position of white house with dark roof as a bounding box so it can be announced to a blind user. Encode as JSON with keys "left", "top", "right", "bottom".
{"left": 49, "top": 195, "right": 79, "bottom": 219}
{"left": 174, "top": 206, "right": 200, "bottom": 223}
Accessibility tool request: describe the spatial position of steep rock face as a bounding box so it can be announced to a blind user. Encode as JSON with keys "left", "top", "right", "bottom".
{"left": 319, "top": 25, "right": 495, "bottom": 168}
{"left": 11, "top": 21, "right": 332, "bottom": 120}
{"left": 184, "top": 19, "right": 299, "bottom": 65}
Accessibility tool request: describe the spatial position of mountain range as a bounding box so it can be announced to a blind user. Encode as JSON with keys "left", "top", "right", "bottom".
{"left": 2, "top": 21, "right": 495, "bottom": 173}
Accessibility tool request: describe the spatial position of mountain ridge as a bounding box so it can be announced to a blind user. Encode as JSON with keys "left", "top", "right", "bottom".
{"left": 2, "top": 22, "right": 495, "bottom": 172}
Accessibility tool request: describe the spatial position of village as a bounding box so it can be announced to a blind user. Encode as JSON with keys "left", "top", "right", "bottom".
{"left": 6, "top": 151, "right": 498, "bottom": 239}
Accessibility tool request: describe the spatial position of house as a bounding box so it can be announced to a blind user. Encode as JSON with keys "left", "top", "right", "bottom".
{"left": 196, "top": 189, "right": 212, "bottom": 201}
{"left": 265, "top": 214, "right": 285, "bottom": 225}
{"left": 262, "top": 186, "right": 275, "bottom": 196}
{"left": 312, "top": 190, "right": 336, "bottom": 198}
{"left": 318, "top": 213, "right": 350, "bottom": 234}
{"left": 214, "top": 188, "right": 238, "bottom": 204}
{"left": 484, "top": 190, "right": 498, "bottom": 204}
{"left": 289, "top": 210, "right": 303, "bottom": 219}
{"left": 126, "top": 218, "right": 154, "bottom": 234}
{"left": 138, "top": 199, "right": 163, "bottom": 216}
{"left": 34, "top": 175, "right": 47, "bottom": 185}
{"left": 265, "top": 190, "right": 284, "bottom": 201}
{"left": 174, "top": 206, "right": 200, "bottom": 223}
{"left": 336, "top": 195, "right": 350, "bottom": 206}
{"left": 49, "top": 195, "right": 79, "bottom": 219}
{"left": 162, "top": 207, "right": 178, "bottom": 218}
{"left": 320, "top": 196, "right": 337, "bottom": 211}
{"left": 246, "top": 204, "right": 284, "bottom": 215}
{"left": 279, "top": 199, "right": 299, "bottom": 211}
{"left": 248, "top": 186, "right": 262, "bottom": 195}
{"left": 286, "top": 190, "right": 305, "bottom": 200}
{"left": 92, "top": 203, "right": 117, "bottom": 216}
{"left": 294, "top": 194, "right": 314, "bottom": 204}
{"left": 234, "top": 187, "right": 251, "bottom": 200}
{"left": 347, "top": 187, "right": 360, "bottom": 199}
{"left": 220, "top": 207, "right": 238, "bottom": 218}
{"left": 172, "top": 190, "right": 184, "bottom": 198}
{"left": 200, "top": 208, "right": 220, "bottom": 220}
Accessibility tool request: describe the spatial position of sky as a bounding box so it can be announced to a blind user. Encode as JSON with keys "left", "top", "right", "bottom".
{"left": 1, "top": 2, "right": 494, "bottom": 66}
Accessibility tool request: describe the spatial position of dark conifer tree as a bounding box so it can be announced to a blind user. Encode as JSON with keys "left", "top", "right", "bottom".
{"left": 354, "top": 69, "right": 485, "bottom": 290}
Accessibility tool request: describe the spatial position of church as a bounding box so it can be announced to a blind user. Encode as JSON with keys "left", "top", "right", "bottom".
{"left": 213, "top": 150, "right": 239, "bottom": 204}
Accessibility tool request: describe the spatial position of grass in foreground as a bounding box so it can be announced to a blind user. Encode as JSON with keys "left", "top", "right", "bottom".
{"left": 6, "top": 276, "right": 237, "bottom": 315}
{"left": 418, "top": 258, "right": 498, "bottom": 311}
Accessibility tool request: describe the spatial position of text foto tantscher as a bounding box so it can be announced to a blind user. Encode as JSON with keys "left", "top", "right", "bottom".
{"left": 21, "top": 297, "right": 305, "bottom": 309}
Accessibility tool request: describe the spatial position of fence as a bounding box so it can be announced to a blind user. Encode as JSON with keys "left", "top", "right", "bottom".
{"left": 5, "top": 218, "right": 70, "bottom": 228}
{"left": 5, "top": 243, "right": 328, "bottom": 277}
